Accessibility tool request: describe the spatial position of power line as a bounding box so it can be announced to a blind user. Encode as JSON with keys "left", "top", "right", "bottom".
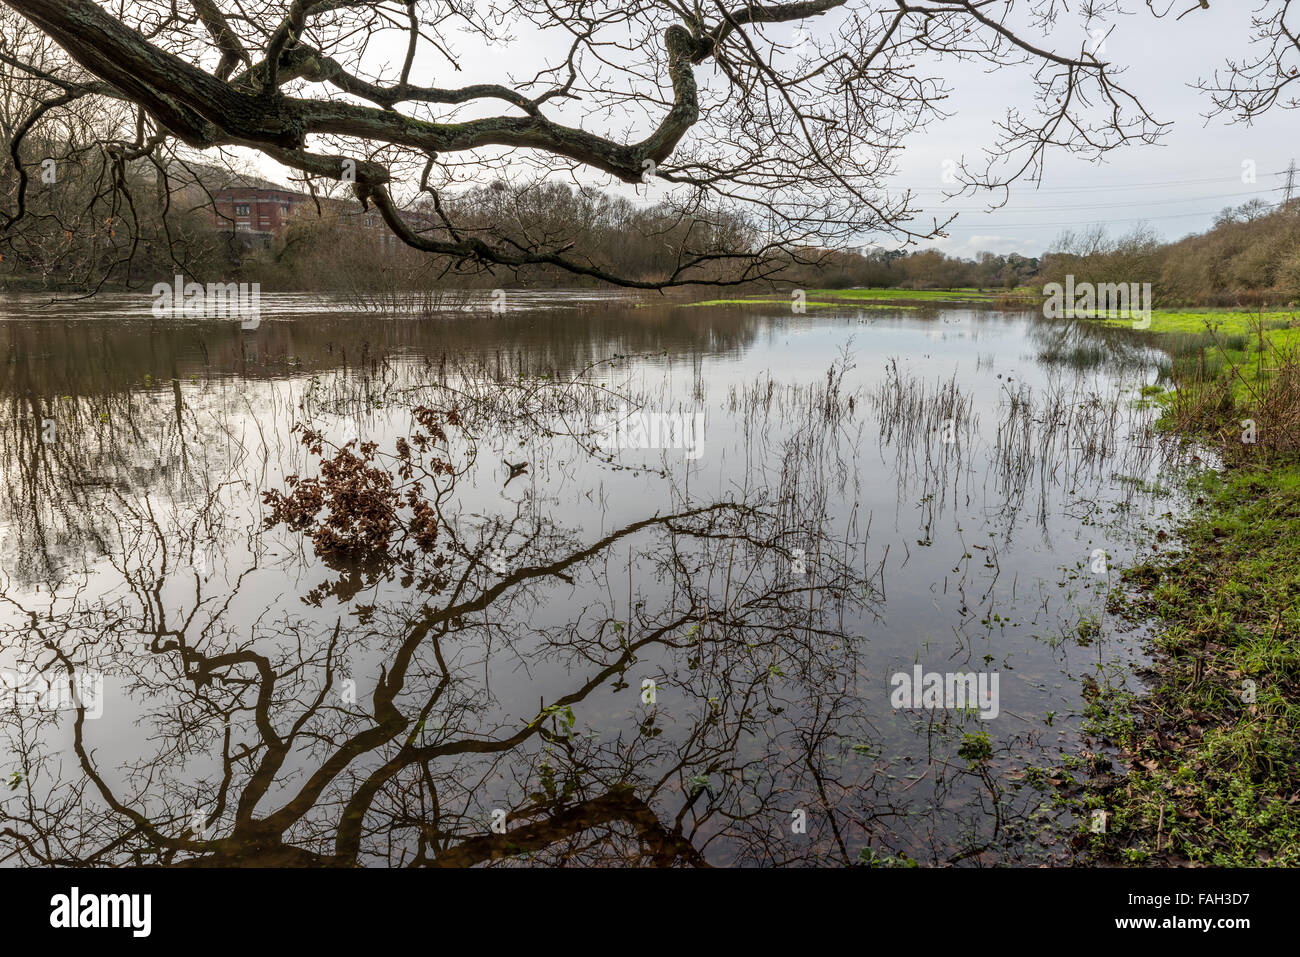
{"left": 889, "top": 170, "right": 1294, "bottom": 194}
{"left": 938, "top": 185, "right": 1283, "bottom": 213}
{"left": 939, "top": 207, "right": 1263, "bottom": 230}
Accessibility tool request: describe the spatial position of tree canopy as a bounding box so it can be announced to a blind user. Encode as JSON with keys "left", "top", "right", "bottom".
{"left": 0, "top": 0, "right": 1293, "bottom": 287}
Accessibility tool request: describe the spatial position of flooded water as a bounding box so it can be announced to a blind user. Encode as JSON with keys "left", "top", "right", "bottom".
{"left": 0, "top": 290, "right": 1195, "bottom": 866}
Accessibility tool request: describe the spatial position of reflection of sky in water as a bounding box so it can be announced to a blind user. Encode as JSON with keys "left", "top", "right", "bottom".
{"left": 0, "top": 296, "right": 1193, "bottom": 866}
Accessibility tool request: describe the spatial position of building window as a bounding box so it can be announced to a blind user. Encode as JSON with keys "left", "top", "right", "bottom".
{"left": 235, "top": 204, "right": 250, "bottom": 216}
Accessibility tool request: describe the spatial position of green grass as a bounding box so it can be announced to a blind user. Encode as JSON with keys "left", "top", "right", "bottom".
{"left": 804, "top": 287, "right": 1021, "bottom": 301}
{"left": 1095, "top": 308, "right": 1297, "bottom": 336}
{"left": 1049, "top": 300, "right": 1300, "bottom": 866}
{"left": 1076, "top": 465, "right": 1300, "bottom": 865}
{"left": 1071, "top": 308, "right": 1300, "bottom": 405}
{"left": 683, "top": 287, "right": 1037, "bottom": 308}
{"left": 682, "top": 298, "right": 915, "bottom": 309}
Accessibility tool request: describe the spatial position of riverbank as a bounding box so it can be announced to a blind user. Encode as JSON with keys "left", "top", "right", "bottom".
{"left": 1072, "top": 308, "right": 1300, "bottom": 866}
{"left": 682, "top": 287, "right": 1037, "bottom": 308}
{"left": 1074, "top": 463, "right": 1300, "bottom": 865}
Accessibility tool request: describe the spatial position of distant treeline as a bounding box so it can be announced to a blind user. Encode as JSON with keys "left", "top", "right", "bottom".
{"left": 1036, "top": 199, "right": 1300, "bottom": 308}
{"left": 240, "top": 180, "right": 1043, "bottom": 294}
{"left": 5, "top": 142, "right": 1298, "bottom": 304}
{"left": 185, "top": 186, "right": 1300, "bottom": 305}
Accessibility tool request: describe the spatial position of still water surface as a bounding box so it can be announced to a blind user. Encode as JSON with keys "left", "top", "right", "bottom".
{"left": 0, "top": 291, "right": 1192, "bottom": 866}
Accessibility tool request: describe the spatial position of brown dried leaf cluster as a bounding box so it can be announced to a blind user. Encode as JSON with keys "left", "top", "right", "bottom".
{"left": 263, "top": 407, "right": 459, "bottom": 564}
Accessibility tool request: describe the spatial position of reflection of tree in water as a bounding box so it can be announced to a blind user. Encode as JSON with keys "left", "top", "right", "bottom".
{"left": 0, "top": 301, "right": 764, "bottom": 395}
{"left": 0, "top": 319, "right": 1118, "bottom": 868}
{"left": 0, "top": 302, "right": 763, "bottom": 582}
{"left": 0, "top": 369, "right": 214, "bottom": 584}
{"left": 1, "top": 489, "right": 874, "bottom": 865}
{"left": 0, "top": 334, "right": 1080, "bottom": 867}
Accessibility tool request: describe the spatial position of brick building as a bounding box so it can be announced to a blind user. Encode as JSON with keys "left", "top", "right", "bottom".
{"left": 207, "top": 175, "right": 437, "bottom": 253}
{"left": 209, "top": 175, "right": 308, "bottom": 249}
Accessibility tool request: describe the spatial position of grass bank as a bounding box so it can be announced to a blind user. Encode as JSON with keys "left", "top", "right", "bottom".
{"left": 1069, "top": 308, "right": 1300, "bottom": 866}
{"left": 682, "top": 298, "right": 917, "bottom": 309}
{"left": 682, "top": 287, "right": 1037, "bottom": 308}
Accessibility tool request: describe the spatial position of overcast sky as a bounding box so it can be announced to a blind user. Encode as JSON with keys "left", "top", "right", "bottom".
{"left": 887, "top": 3, "right": 1297, "bottom": 259}
{"left": 245, "top": 2, "right": 1295, "bottom": 261}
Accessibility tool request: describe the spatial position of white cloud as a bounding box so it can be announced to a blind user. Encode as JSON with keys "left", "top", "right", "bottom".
{"left": 927, "top": 235, "right": 1042, "bottom": 260}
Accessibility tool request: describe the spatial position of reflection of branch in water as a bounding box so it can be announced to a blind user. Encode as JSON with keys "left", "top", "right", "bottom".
{"left": 0, "top": 341, "right": 1074, "bottom": 867}
{"left": 423, "top": 786, "right": 709, "bottom": 868}
{"left": 0, "top": 456, "right": 888, "bottom": 866}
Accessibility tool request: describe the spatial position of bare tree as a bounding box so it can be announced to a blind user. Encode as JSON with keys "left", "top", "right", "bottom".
{"left": 1194, "top": 0, "right": 1300, "bottom": 123}
{"left": 0, "top": 0, "right": 1175, "bottom": 288}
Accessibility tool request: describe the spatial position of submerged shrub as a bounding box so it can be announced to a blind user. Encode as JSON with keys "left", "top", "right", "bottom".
{"left": 263, "top": 407, "right": 460, "bottom": 565}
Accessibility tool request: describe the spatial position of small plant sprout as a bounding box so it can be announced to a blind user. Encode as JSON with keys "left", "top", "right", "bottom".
{"left": 1090, "top": 809, "right": 1107, "bottom": 834}
{"left": 958, "top": 729, "right": 993, "bottom": 761}
{"left": 542, "top": 704, "right": 576, "bottom": 736}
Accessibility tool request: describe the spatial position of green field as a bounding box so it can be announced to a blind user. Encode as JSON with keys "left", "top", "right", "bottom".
{"left": 683, "top": 287, "right": 1037, "bottom": 308}
{"left": 1086, "top": 308, "right": 1300, "bottom": 404}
